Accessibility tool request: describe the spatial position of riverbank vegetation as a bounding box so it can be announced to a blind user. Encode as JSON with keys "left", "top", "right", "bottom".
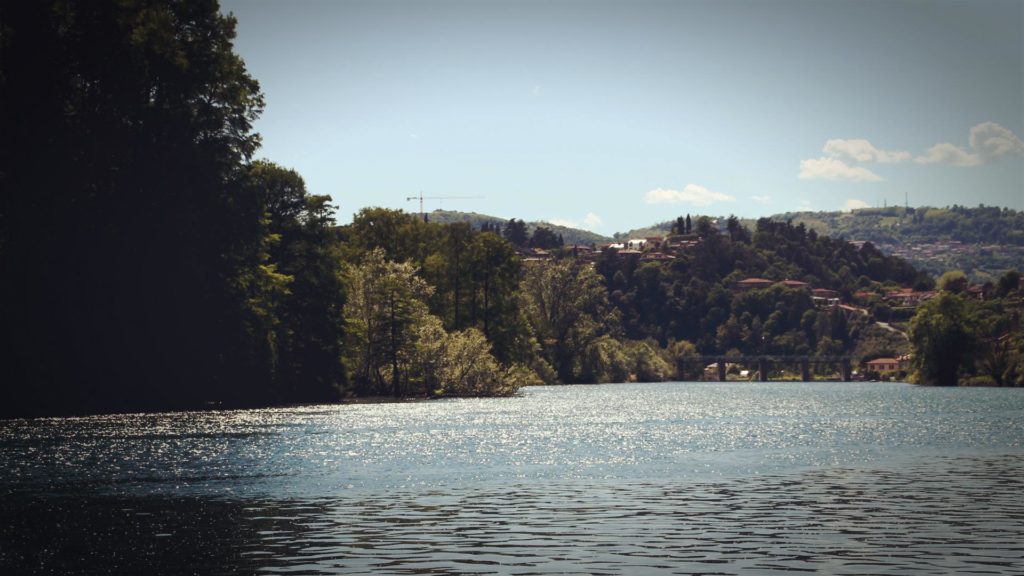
{"left": 2, "top": 1, "right": 1021, "bottom": 417}
{"left": 909, "top": 271, "right": 1024, "bottom": 386}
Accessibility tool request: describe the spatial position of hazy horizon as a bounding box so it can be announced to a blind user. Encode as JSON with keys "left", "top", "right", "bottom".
{"left": 399, "top": 200, "right": 1016, "bottom": 238}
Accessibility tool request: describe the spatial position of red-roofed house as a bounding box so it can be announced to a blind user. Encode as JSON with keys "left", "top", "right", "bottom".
{"left": 735, "top": 278, "right": 774, "bottom": 290}
{"left": 640, "top": 252, "right": 674, "bottom": 262}
{"left": 885, "top": 290, "right": 936, "bottom": 307}
{"left": 866, "top": 357, "right": 900, "bottom": 375}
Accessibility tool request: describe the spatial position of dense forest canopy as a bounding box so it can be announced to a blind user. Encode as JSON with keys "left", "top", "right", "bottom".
{"left": 2, "top": 1, "right": 1022, "bottom": 417}
{"left": 2, "top": 0, "right": 278, "bottom": 414}
{"left": 594, "top": 217, "right": 925, "bottom": 351}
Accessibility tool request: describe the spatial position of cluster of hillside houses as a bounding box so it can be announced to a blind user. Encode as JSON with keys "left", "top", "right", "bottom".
{"left": 522, "top": 234, "right": 1012, "bottom": 379}
{"left": 517, "top": 235, "right": 700, "bottom": 263}
{"left": 520, "top": 233, "right": 999, "bottom": 307}
{"left": 518, "top": 235, "right": 950, "bottom": 316}
{"left": 520, "top": 233, "right": 1016, "bottom": 382}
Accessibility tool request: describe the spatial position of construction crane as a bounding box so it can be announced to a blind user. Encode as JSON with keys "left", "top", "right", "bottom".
{"left": 406, "top": 192, "right": 483, "bottom": 222}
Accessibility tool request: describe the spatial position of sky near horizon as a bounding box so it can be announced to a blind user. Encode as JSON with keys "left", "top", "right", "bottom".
{"left": 221, "top": 0, "right": 1023, "bottom": 235}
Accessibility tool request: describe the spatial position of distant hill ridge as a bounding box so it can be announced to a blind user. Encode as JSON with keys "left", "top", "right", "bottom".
{"left": 427, "top": 210, "right": 704, "bottom": 245}
{"left": 426, "top": 210, "right": 612, "bottom": 246}
{"left": 424, "top": 206, "right": 1024, "bottom": 280}
{"left": 771, "top": 205, "right": 1024, "bottom": 281}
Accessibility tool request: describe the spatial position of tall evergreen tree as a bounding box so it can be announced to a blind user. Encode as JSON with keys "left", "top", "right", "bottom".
{"left": 503, "top": 218, "right": 528, "bottom": 247}
{"left": 243, "top": 161, "right": 347, "bottom": 402}
{"left": 1, "top": 0, "right": 267, "bottom": 415}
{"left": 909, "top": 292, "right": 977, "bottom": 386}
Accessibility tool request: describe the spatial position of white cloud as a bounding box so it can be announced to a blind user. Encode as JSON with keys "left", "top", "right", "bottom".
{"left": 798, "top": 157, "right": 883, "bottom": 181}
{"left": 915, "top": 142, "right": 981, "bottom": 166}
{"left": 842, "top": 198, "right": 870, "bottom": 212}
{"left": 546, "top": 218, "right": 581, "bottom": 229}
{"left": 547, "top": 212, "right": 603, "bottom": 231}
{"left": 916, "top": 122, "right": 1023, "bottom": 166}
{"left": 803, "top": 122, "right": 1023, "bottom": 179}
{"left": 823, "top": 139, "right": 910, "bottom": 163}
{"left": 798, "top": 137, "right": 904, "bottom": 181}
{"left": 644, "top": 184, "right": 735, "bottom": 206}
{"left": 969, "top": 121, "right": 1024, "bottom": 160}
{"left": 750, "top": 195, "right": 772, "bottom": 205}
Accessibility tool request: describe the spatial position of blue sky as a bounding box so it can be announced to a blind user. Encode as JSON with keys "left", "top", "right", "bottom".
{"left": 221, "top": 0, "right": 1023, "bottom": 234}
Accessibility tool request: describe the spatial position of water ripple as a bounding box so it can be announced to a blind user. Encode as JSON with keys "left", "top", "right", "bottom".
{"left": 3, "top": 455, "right": 1020, "bottom": 575}
{"left": 1, "top": 382, "right": 1022, "bottom": 574}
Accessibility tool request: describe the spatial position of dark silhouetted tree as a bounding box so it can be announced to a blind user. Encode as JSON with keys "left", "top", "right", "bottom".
{"left": 909, "top": 292, "right": 976, "bottom": 386}
{"left": 1, "top": 0, "right": 268, "bottom": 415}
{"left": 503, "top": 218, "right": 528, "bottom": 247}
{"left": 529, "top": 226, "right": 562, "bottom": 249}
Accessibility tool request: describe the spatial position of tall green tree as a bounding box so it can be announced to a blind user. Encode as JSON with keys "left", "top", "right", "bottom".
{"left": 242, "top": 161, "right": 347, "bottom": 402}
{"left": 997, "top": 269, "right": 1021, "bottom": 297}
{"left": 529, "top": 226, "right": 562, "bottom": 249}
{"left": 671, "top": 216, "right": 687, "bottom": 235}
{"left": 726, "top": 215, "right": 751, "bottom": 244}
{"left": 937, "top": 270, "right": 969, "bottom": 294}
{"left": 909, "top": 292, "right": 977, "bottom": 386}
{"left": 467, "top": 232, "right": 530, "bottom": 363}
{"left": 343, "top": 249, "right": 524, "bottom": 397}
{"left": 503, "top": 218, "right": 528, "bottom": 247}
{"left": 344, "top": 207, "right": 437, "bottom": 264}
{"left": 1, "top": 0, "right": 267, "bottom": 415}
{"left": 519, "top": 261, "right": 621, "bottom": 383}
{"left": 443, "top": 222, "right": 474, "bottom": 330}
{"left": 343, "top": 249, "right": 433, "bottom": 397}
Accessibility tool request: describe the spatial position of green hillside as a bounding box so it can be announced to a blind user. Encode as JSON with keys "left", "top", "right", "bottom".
{"left": 772, "top": 205, "right": 1024, "bottom": 282}
{"left": 403, "top": 207, "right": 1023, "bottom": 281}
{"left": 426, "top": 210, "right": 612, "bottom": 246}
{"left": 612, "top": 220, "right": 674, "bottom": 240}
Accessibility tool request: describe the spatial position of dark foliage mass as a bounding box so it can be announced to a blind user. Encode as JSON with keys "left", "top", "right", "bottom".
{"left": 909, "top": 279, "right": 1024, "bottom": 387}
{"left": 1, "top": 1, "right": 344, "bottom": 415}
{"left": 596, "top": 218, "right": 924, "bottom": 351}
{"left": 3, "top": 2, "right": 1020, "bottom": 418}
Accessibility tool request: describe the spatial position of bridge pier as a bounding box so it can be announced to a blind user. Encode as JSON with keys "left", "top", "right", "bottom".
{"left": 717, "top": 360, "right": 727, "bottom": 382}
{"left": 841, "top": 359, "right": 852, "bottom": 382}
{"left": 801, "top": 359, "right": 811, "bottom": 382}
{"left": 758, "top": 358, "right": 769, "bottom": 382}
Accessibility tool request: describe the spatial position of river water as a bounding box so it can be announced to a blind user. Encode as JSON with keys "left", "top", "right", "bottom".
{"left": 2, "top": 381, "right": 1022, "bottom": 574}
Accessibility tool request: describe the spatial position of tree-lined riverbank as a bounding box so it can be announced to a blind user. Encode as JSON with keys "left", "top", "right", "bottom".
{"left": 2, "top": 1, "right": 1021, "bottom": 418}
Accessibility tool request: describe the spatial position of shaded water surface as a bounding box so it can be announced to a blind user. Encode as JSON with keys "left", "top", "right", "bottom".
{"left": 2, "top": 382, "right": 1022, "bottom": 574}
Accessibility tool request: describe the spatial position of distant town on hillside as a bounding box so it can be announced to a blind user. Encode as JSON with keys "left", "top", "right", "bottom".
{"left": 427, "top": 205, "right": 1024, "bottom": 283}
